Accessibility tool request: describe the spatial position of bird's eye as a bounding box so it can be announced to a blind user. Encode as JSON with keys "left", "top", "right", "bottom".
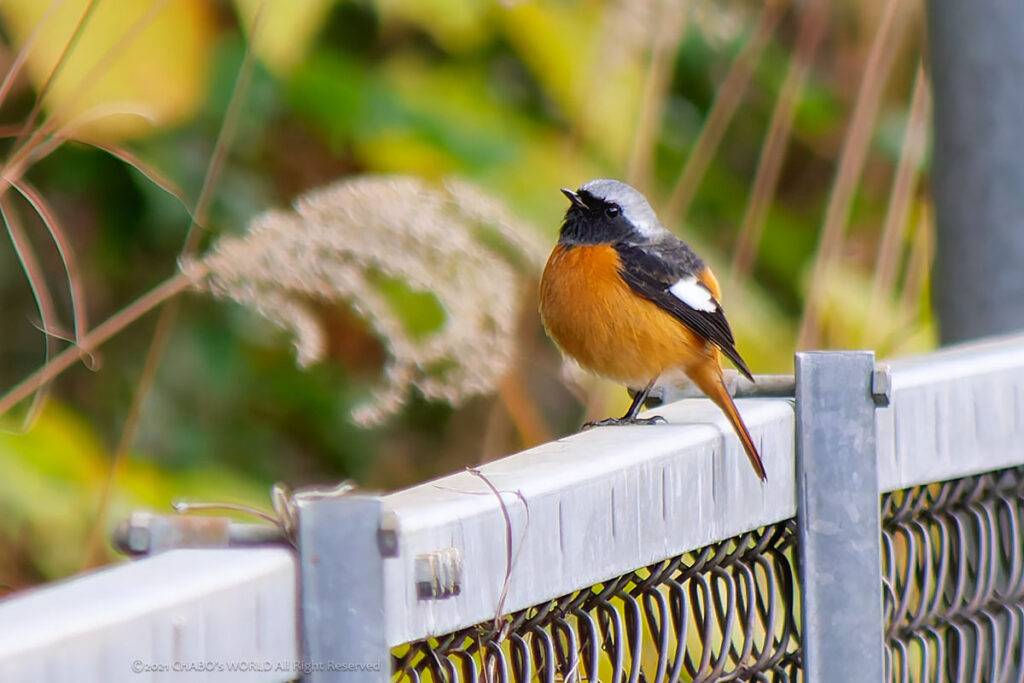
{"left": 606, "top": 205, "right": 621, "bottom": 217}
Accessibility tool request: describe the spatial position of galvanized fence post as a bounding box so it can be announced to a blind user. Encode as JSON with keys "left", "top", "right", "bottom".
{"left": 296, "top": 491, "right": 391, "bottom": 683}
{"left": 795, "top": 351, "right": 885, "bottom": 682}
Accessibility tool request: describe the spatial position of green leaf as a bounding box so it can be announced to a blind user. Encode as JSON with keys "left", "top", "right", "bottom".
{"left": 367, "top": 270, "right": 447, "bottom": 341}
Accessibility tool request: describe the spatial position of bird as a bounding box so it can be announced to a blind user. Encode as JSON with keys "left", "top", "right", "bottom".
{"left": 538, "top": 178, "right": 767, "bottom": 481}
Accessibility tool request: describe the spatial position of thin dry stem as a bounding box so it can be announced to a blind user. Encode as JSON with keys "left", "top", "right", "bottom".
{"left": 51, "top": 100, "right": 158, "bottom": 136}
{"left": 181, "top": 3, "right": 262, "bottom": 255}
{"left": 480, "top": 393, "right": 513, "bottom": 464}
{"left": 0, "top": 109, "right": 159, "bottom": 215}
{"left": 81, "top": 299, "right": 179, "bottom": 569}
{"left": 0, "top": 0, "right": 165, "bottom": 222}
{"left": 900, "top": 204, "right": 933, "bottom": 315}
{"left": 730, "top": 0, "right": 829, "bottom": 285}
{"left": 664, "top": 1, "right": 785, "bottom": 226}
{"left": 871, "top": 204, "right": 933, "bottom": 357}
{"left": 10, "top": 179, "right": 89, "bottom": 344}
{"left": 9, "top": 0, "right": 170, "bottom": 172}
{"left": 10, "top": 0, "right": 99, "bottom": 152}
{"left": 626, "top": 1, "right": 690, "bottom": 192}
{"left": 0, "top": 125, "right": 29, "bottom": 138}
{"left": 0, "top": 10, "right": 97, "bottom": 209}
{"left": 0, "top": 197, "right": 58, "bottom": 428}
{"left": 868, "top": 61, "right": 930, "bottom": 320}
{"left": 497, "top": 372, "right": 550, "bottom": 449}
{"left": 0, "top": 0, "right": 66, "bottom": 110}
{"left": 81, "top": 141, "right": 192, "bottom": 216}
{"left": 0, "top": 268, "right": 199, "bottom": 417}
{"left": 89, "top": 9, "right": 264, "bottom": 566}
{"left": 796, "top": 0, "right": 910, "bottom": 349}
{"left": 483, "top": 285, "right": 552, "bottom": 455}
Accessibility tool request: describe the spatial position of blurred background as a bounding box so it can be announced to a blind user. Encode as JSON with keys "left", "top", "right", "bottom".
{"left": 0, "top": 0, "right": 937, "bottom": 588}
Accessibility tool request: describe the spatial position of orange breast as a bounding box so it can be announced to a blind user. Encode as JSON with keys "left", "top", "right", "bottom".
{"left": 539, "top": 243, "right": 715, "bottom": 385}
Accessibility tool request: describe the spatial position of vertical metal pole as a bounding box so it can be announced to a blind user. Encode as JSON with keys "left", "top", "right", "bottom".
{"left": 795, "top": 351, "right": 884, "bottom": 682}
{"left": 297, "top": 492, "right": 389, "bottom": 683}
{"left": 929, "top": 0, "right": 1024, "bottom": 343}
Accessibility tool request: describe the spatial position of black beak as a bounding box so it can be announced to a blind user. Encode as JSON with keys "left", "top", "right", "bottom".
{"left": 561, "top": 188, "right": 589, "bottom": 210}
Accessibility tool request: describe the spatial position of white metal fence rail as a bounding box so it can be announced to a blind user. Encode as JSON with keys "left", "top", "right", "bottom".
{"left": 379, "top": 395, "right": 796, "bottom": 644}
{"left": 1, "top": 333, "right": 1024, "bottom": 682}
{"left": 0, "top": 549, "right": 297, "bottom": 683}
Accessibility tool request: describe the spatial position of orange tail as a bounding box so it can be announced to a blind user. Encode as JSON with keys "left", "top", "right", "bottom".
{"left": 691, "top": 363, "right": 767, "bottom": 481}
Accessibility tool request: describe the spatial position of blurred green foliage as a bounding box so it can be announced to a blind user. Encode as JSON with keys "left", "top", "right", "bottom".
{"left": 0, "top": 0, "right": 934, "bottom": 587}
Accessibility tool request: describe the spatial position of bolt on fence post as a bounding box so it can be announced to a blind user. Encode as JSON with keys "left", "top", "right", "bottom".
{"left": 795, "top": 351, "right": 884, "bottom": 682}
{"left": 296, "top": 491, "right": 390, "bottom": 683}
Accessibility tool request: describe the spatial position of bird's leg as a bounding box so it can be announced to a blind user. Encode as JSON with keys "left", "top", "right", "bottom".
{"left": 622, "top": 377, "right": 658, "bottom": 420}
{"left": 582, "top": 377, "right": 667, "bottom": 429}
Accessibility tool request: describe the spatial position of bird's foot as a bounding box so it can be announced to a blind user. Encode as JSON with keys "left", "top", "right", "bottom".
{"left": 581, "top": 415, "right": 667, "bottom": 430}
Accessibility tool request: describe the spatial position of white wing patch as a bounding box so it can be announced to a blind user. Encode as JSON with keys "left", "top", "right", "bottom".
{"left": 669, "top": 276, "right": 717, "bottom": 313}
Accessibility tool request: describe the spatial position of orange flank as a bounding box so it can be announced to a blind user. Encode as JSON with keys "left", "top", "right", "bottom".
{"left": 539, "top": 243, "right": 715, "bottom": 385}
{"left": 539, "top": 242, "right": 767, "bottom": 481}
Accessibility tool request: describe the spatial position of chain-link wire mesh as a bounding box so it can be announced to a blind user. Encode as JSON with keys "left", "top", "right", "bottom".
{"left": 882, "top": 466, "right": 1024, "bottom": 682}
{"left": 393, "top": 521, "right": 801, "bottom": 683}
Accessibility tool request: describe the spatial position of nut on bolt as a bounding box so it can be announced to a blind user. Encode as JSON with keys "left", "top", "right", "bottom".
{"left": 872, "top": 363, "right": 892, "bottom": 407}
{"left": 415, "top": 548, "right": 462, "bottom": 600}
{"left": 113, "top": 514, "right": 152, "bottom": 555}
{"left": 378, "top": 511, "right": 400, "bottom": 558}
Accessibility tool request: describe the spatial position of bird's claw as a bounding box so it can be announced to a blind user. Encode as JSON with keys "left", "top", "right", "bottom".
{"left": 581, "top": 415, "right": 667, "bottom": 430}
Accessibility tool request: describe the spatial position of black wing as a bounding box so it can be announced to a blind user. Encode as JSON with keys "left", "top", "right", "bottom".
{"left": 615, "top": 240, "right": 754, "bottom": 381}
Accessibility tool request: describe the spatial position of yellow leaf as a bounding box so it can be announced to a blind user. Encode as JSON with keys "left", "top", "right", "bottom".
{"left": 234, "top": 0, "right": 335, "bottom": 75}
{"left": 0, "top": 401, "right": 270, "bottom": 579}
{"left": 375, "top": 0, "right": 491, "bottom": 53}
{"left": 498, "top": 0, "right": 594, "bottom": 124}
{"left": 497, "top": 0, "right": 643, "bottom": 165}
{"left": 359, "top": 131, "right": 457, "bottom": 177}
{"left": 816, "top": 262, "right": 936, "bottom": 356}
{"left": 0, "top": 402, "right": 110, "bottom": 577}
{"left": 0, "top": 0, "right": 216, "bottom": 142}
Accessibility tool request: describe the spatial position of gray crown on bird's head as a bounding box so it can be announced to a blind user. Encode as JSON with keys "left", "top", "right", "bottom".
{"left": 579, "top": 178, "right": 665, "bottom": 239}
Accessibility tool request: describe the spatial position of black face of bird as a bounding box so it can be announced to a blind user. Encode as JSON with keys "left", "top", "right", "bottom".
{"left": 558, "top": 188, "right": 635, "bottom": 246}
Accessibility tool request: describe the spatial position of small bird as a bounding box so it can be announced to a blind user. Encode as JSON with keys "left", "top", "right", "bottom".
{"left": 539, "top": 179, "right": 767, "bottom": 481}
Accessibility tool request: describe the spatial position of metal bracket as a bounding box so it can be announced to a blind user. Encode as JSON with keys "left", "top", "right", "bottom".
{"left": 296, "top": 489, "right": 390, "bottom": 683}
{"left": 795, "top": 351, "right": 885, "bottom": 682}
